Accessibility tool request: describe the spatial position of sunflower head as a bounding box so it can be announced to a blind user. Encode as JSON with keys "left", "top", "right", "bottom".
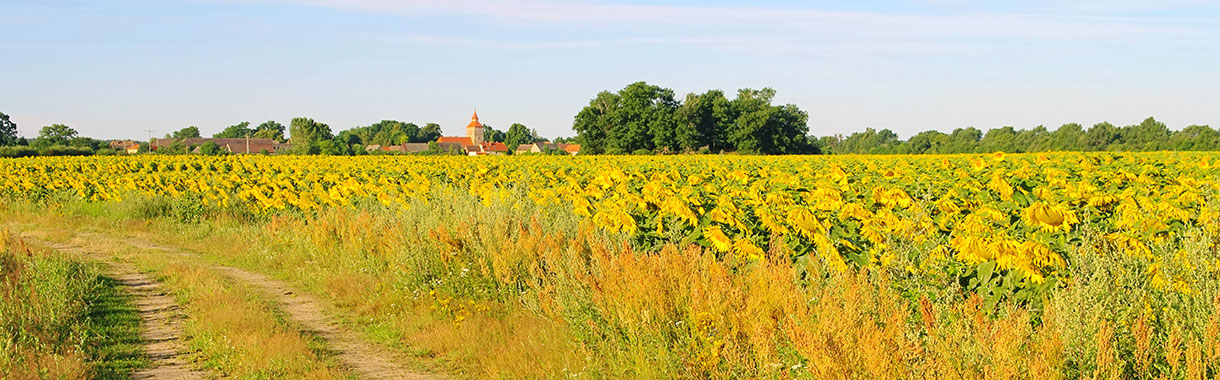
{"left": 1023, "top": 203, "right": 1077, "bottom": 232}
{"left": 704, "top": 225, "right": 733, "bottom": 253}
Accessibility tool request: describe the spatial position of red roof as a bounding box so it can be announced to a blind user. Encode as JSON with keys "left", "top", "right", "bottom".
{"left": 437, "top": 136, "right": 474, "bottom": 146}
{"left": 481, "top": 142, "right": 508, "bottom": 152}
{"left": 563, "top": 144, "right": 581, "bottom": 153}
{"left": 467, "top": 110, "right": 483, "bottom": 128}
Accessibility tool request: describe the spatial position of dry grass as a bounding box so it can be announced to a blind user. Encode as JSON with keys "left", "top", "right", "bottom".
{"left": 112, "top": 244, "right": 353, "bottom": 379}
{"left": 4, "top": 189, "right": 1220, "bottom": 379}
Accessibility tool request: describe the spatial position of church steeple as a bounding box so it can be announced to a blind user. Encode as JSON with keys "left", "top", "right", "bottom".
{"left": 466, "top": 109, "right": 485, "bottom": 145}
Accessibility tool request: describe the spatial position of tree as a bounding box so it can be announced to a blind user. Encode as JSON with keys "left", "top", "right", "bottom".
{"left": 1050, "top": 123, "right": 1085, "bottom": 151}
{"left": 572, "top": 90, "right": 619, "bottom": 154}
{"left": 1084, "top": 122, "right": 1120, "bottom": 151}
{"left": 172, "top": 126, "right": 201, "bottom": 139}
{"left": 214, "top": 122, "right": 254, "bottom": 138}
{"left": 904, "top": 130, "right": 949, "bottom": 154}
{"left": 727, "top": 88, "right": 810, "bottom": 154}
{"left": 1118, "top": 117, "right": 1170, "bottom": 151}
{"left": 1169, "top": 124, "right": 1219, "bottom": 151}
{"left": 571, "top": 82, "right": 679, "bottom": 154}
{"left": 253, "top": 121, "right": 286, "bottom": 142}
{"left": 483, "top": 124, "right": 506, "bottom": 143}
{"left": 34, "top": 124, "right": 78, "bottom": 147}
{"left": 835, "top": 128, "right": 900, "bottom": 154}
{"left": 504, "top": 123, "right": 534, "bottom": 153}
{"left": 677, "top": 90, "right": 732, "bottom": 152}
{"left": 198, "top": 141, "right": 223, "bottom": 155}
{"left": 289, "top": 117, "right": 334, "bottom": 153}
{"left": 418, "top": 123, "right": 442, "bottom": 142}
{"left": 0, "top": 112, "right": 17, "bottom": 146}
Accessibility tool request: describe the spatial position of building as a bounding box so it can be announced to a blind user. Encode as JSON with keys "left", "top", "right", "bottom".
{"left": 517, "top": 142, "right": 563, "bottom": 154}
{"left": 158, "top": 137, "right": 289, "bottom": 154}
{"left": 561, "top": 144, "right": 581, "bottom": 155}
{"left": 109, "top": 140, "right": 139, "bottom": 151}
{"left": 466, "top": 110, "right": 485, "bottom": 146}
{"left": 436, "top": 110, "right": 509, "bottom": 155}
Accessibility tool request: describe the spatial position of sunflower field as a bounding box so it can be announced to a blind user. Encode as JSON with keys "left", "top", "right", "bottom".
{"left": 3, "top": 153, "right": 1218, "bottom": 303}
{"left": 4, "top": 152, "right": 1220, "bottom": 377}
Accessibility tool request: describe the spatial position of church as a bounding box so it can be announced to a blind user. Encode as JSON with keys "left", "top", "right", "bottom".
{"left": 436, "top": 110, "right": 508, "bottom": 155}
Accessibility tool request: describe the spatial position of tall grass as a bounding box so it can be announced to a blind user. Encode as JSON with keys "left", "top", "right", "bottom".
{"left": 0, "top": 230, "right": 144, "bottom": 379}
{"left": 5, "top": 188, "right": 1220, "bottom": 379}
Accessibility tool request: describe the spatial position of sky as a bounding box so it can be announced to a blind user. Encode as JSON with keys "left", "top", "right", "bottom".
{"left": 1, "top": 0, "right": 1218, "bottom": 140}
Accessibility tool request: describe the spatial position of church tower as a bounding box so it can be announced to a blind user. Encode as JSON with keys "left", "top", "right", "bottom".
{"left": 466, "top": 110, "right": 484, "bottom": 145}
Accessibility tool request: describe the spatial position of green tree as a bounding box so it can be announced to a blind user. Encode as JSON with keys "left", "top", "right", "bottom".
{"left": 904, "top": 130, "right": 949, "bottom": 154}
{"left": 979, "top": 126, "right": 1018, "bottom": 152}
{"left": 1084, "top": 122, "right": 1120, "bottom": 151}
{"left": 571, "top": 81, "right": 680, "bottom": 154}
{"left": 1050, "top": 123, "right": 1085, "bottom": 151}
{"left": 1169, "top": 125, "right": 1219, "bottom": 151}
{"left": 1117, "top": 117, "right": 1170, "bottom": 151}
{"left": 252, "top": 120, "right": 286, "bottom": 142}
{"left": 0, "top": 112, "right": 17, "bottom": 146}
{"left": 214, "top": 122, "right": 254, "bottom": 138}
{"left": 677, "top": 90, "right": 732, "bottom": 152}
{"left": 34, "top": 124, "right": 78, "bottom": 147}
{"left": 572, "top": 90, "right": 620, "bottom": 154}
{"left": 418, "top": 123, "right": 442, "bottom": 142}
{"left": 288, "top": 117, "right": 332, "bottom": 152}
{"left": 504, "top": 123, "right": 534, "bottom": 153}
{"left": 483, "top": 124, "right": 506, "bottom": 143}
{"left": 172, "top": 126, "right": 201, "bottom": 139}
{"left": 727, "top": 88, "right": 811, "bottom": 154}
{"left": 198, "top": 141, "right": 223, "bottom": 155}
{"left": 945, "top": 127, "right": 983, "bottom": 153}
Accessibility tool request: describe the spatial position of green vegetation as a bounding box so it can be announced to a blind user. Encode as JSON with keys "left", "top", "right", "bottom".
{"left": 820, "top": 117, "right": 1219, "bottom": 154}
{"left": 0, "top": 231, "right": 146, "bottom": 378}
{"left": 2, "top": 90, "right": 1217, "bottom": 158}
{"left": 573, "top": 82, "right": 814, "bottom": 154}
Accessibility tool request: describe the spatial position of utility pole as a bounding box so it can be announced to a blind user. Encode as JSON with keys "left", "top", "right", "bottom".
{"left": 143, "top": 129, "right": 156, "bottom": 149}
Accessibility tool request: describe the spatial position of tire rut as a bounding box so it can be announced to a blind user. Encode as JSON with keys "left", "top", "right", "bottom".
{"left": 30, "top": 239, "right": 206, "bottom": 380}
{"left": 79, "top": 231, "right": 440, "bottom": 380}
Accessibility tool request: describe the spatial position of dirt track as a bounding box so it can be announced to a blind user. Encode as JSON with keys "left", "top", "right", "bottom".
{"left": 23, "top": 228, "right": 439, "bottom": 380}
{"left": 83, "top": 232, "right": 439, "bottom": 380}
{"left": 34, "top": 239, "right": 206, "bottom": 380}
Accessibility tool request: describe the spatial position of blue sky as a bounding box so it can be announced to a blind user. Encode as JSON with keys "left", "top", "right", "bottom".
{"left": 1, "top": 0, "right": 1217, "bottom": 140}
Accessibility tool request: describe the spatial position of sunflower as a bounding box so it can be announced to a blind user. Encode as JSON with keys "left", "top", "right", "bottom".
{"left": 733, "top": 238, "right": 765, "bottom": 261}
{"left": 1023, "top": 202, "right": 1078, "bottom": 233}
{"left": 704, "top": 225, "right": 732, "bottom": 253}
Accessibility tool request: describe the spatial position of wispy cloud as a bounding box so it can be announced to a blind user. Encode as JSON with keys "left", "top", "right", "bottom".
{"left": 220, "top": 0, "right": 1218, "bottom": 45}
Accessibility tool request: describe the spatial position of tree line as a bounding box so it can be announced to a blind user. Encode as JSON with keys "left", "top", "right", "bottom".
{"left": 572, "top": 82, "right": 814, "bottom": 155}
{"left": 819, "top": 117, "right": 1220, "bottom": 154}
{"left": 3, "top": 95, "right": 1218, "bottom": 157}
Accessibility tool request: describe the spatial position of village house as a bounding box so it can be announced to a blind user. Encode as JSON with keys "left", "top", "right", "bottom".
{"left": 153, "top": 137, "right": 289, "bottom": 154}
{"left": 515, "top": 142, "right": 580, "bottom": 155}
{"left": 435, "top": 111, "right": 510, "bottom": 155}
{"left": 108, "top": 140, "right": 140, "bottom": 151}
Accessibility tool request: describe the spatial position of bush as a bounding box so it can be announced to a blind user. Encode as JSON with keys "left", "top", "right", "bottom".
{"left": 39, "top": 145, "right": 93, "bottom": 156}
{"left": 0, "top": 146, "right": 38, "bottom": 158}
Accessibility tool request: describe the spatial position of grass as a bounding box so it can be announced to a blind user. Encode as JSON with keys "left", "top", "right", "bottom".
{"left": 0, "top": 230, "right": 146, "bottom": 379}
{"left": 4, "top": 187, "right": 1220, "bottom": 378}
{"left": 87, "top": 275, "right": 147, "bottom": 379}
{"left": 95, "top": 240, "right": 355, "bottom": 380}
